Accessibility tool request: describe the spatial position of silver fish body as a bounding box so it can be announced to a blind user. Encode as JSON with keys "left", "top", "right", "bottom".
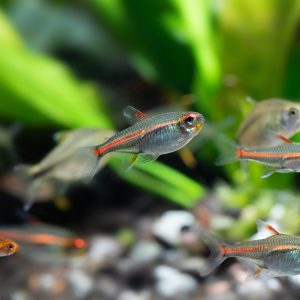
{"left": 224, "top": 235, "right": 300, "bottom": 275}
{"left": 216, "top": 135, "right": 300, "bottom": 177}
{"left": 94, "top": 107, "right": 204, "bottom": 160}
{"left": 197, "top": 221, "right": 300, "bottom": 277}
{"left": 237, "top": 99, "right": 300, "bottom": 147}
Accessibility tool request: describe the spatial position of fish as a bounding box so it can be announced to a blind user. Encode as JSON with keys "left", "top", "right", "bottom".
{"left": 216, "top": 134, "right": 300, "bottom": 178}
{"left": 237, "top": 99, "right": 300, "bottom": 147}
{"left": 0, "top": 238, "right": 19, "bottom": 257}
{"left": 12, "top": 128, "right": 115, "bottom": 208}
{"left": 0, "top": 225, "right": 86, "bottom": 252}
{"left": 198, "top": 220, "right": 300, "bottom": 278}
{"left": 0, "top": 224, "right": 86, "bottom": 264}
{"left": 15, "top": 128, "right": 115, "bottom": 182}
{"left": 87, "top": 106, "right": 204, "bottom": 175}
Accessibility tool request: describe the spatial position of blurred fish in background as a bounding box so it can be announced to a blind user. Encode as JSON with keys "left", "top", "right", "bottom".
{"left": 0, "top": 124, "right": 20, "bottom": 167}
{"left": 5, "top": 128, "right": 115, "bottom": 208}
{"left": 237, "top": 99, "right": 300, "bottom": 147}
{"left": 216, "top": 134, "right": 300, "bottom": 178}
{"left": 0, "top": 223, "right": 86, "bottom": 263}
{"left": 197, "top": 220, "right": 300, "bottom": 278}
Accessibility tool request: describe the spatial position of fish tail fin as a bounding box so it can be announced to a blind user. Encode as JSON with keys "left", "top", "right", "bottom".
{"left": 198, "top": 228, "right": 226, "bottom": 276}
{"left": 14, "top": 165, "right": 37, "bottom": 210}
{"left": 215, "top": 134, "right": 241, "bottom": 166}
{"left": 14, "top": 164, "right": 34, "bottom": 180}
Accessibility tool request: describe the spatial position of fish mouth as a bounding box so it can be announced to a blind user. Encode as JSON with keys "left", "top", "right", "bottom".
{"left": 195, "top": 122, "right": 204, "bottom": 132}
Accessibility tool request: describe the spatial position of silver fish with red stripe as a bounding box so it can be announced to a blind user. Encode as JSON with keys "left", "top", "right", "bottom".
{"left": 197, "top": 220, "right": 300, "bottom": 278}
{"left": 88, "top": 106, "right": 204, "bottom": 175}
{"left": 216, "top": 133, "right": 300, "bottom": 178}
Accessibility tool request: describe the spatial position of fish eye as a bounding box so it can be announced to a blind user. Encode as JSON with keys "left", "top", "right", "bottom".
{"left": 6, "top": 244, "right": 14, "bottom": 251}
{"left": 184, "top": 116, "right": 194, "bottom": 125}
{"left": 181, "top": 225, "right": 192, "bottom": 232}
{"left": 288, "top": 107, "right": 298, "bottom": 118}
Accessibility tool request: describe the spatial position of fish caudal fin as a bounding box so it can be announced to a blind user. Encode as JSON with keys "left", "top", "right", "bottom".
{"left": 198, "top": 228, "right": 226, "bottom": 276}
{"left": 215, "top": 134, "right": 240, "bottom": 166}
{"left": 14, "top": 164, "right": 34, "bottom": 179}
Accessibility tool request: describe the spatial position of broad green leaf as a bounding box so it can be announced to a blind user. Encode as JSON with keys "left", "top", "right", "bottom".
{"left": 0, "top": 10, "right": 23, "bottom": 48}
{"left": 0, "top": 44, "right": 111, "bottom": 128}
{"left": 109, "top": 158, "right": 205, "bottom": 207}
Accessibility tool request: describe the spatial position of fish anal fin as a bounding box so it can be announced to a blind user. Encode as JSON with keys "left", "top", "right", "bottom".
{"left": 123, "top": 106, "right": 147, "bottom": 124}
{"left": 261, "top": 166, "right": 275, "bottom": 178}
{"left": 256, "top": 220, "right": 281, "bottom": 236}
{"left": 136, "top": 153, "right": 159, "bottom": 164}
{"left": 126, "top": 153, "right": 159, "bottom": 171}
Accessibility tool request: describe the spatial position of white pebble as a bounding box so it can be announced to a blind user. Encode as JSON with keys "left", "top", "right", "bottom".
{"left": 152, "top": 211, "right": 195, "bottom": 246}
{"left": 154, "top": 265, "right": 198, "bottom": 299}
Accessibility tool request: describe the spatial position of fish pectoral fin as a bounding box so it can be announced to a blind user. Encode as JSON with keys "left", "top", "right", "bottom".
{"left": 254, "top": 267, "right": 262, "bottom": 277}
{"left": 253, "top": 268, "right": 286, "bottom": 279}
{"left": 178, "top": 148, "right": 197, "bottom": 168}
{"left": 123, "top": 106, "right": 148, "bottom": 124}
{"left": 236, "top": 257, "right": 264, "bottom": 273}
{"left": 256, "top": 220, "right": 281, "bottom": 236}
{"left": 261, "top": 166, "right": 275, "bottom": 178}
{"left": 126, "top": 154, "right": 139, "bottom": 171}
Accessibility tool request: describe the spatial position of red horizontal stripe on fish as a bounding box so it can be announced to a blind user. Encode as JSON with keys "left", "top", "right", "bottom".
{"left": 0, "top": 230, "right": 71, "bottom": 247}
{"left": 273, "top": 244, "right": 300, "bottom": 250}
{"left": 95, "top": 119, "right": 179, "bottom": 156}
{"left": 238, "top": 149, "right": 300, "bottom": 159}
{"left": 224, "top": 244, "right": 300, "bottom": 255}
{"left": 145, "top": 120, "right": 178, "bottom": 133}
{"left": 95, "top": 129, "right": 145, "bottom": 156}
{"left": 224, "top": 245, "right": 270, "bottom": 254}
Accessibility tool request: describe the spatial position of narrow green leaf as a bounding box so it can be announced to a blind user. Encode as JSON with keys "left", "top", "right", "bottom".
{"left": 109, "top": 158, "right": 205, "bottom": 207}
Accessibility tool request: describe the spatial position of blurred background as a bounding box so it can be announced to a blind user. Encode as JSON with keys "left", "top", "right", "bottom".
{"left": 1, "top": 0, "right": 300, "bottom": 299}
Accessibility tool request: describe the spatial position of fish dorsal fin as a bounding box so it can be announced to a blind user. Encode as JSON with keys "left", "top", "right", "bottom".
{"left": 275, "top": 134, "right": 292, "bottom": 144}
{"left": 123, "top": 106, "right": 147, "bottom": 124}
{"left": 53, "top": 130, "right": 69, "bottom": 143}
{"left": 256, "top": 220, "right": 280, "bottom": 236}
{"left": 267, "top": 129, "right": 292, "bottom": 144}
{"left": 260, "top": 166, "right": 275, "bottom": 178}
